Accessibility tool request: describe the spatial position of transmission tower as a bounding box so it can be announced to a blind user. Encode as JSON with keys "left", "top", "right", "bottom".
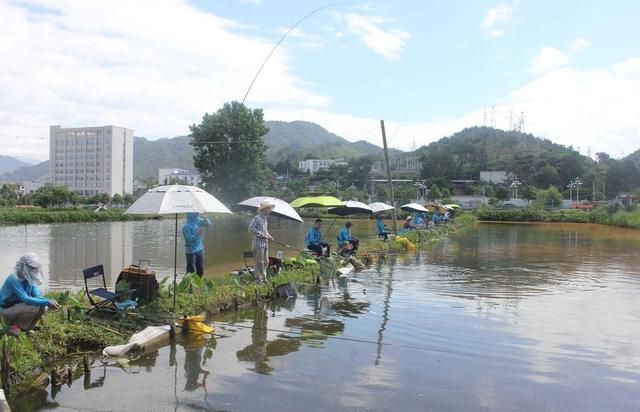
{"left": 491, "top": 106, "right": 496, "bottom": 128}
{"left": 508, "top": 108, "right": 514, "bottom": 130}
{"left": 483, "top": 108, "right": 488, "bottom": 127}
{"left": 517, "top": 111, "right": 525, "bottom": 132}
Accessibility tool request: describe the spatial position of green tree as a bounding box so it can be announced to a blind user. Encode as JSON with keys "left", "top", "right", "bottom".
{"left": 536, "top": 185, "right": 563, "bottom": 208}
{"left": 111, "top": 193, "right": 123, "bottom": 206}
{"left": 32, "top": 186, "right": 77, "bottom": 208}
{"left": 190, "top": 101, "right": 269, "bottom": 203}
{"left": 0, "top": 183, "right": 19, "bottom": 207}
{"left": 123, "top": 193, "right": 136, "bottom": 205}
{"left": 427, "top": 185, "right": 441, "bottom": 201}
{"left": 495, "top": 186, "right": 511, "bottom": 203}
{"left": 345, "top": 156, "right": 373, "bottom": 190}
{"left": 521, "top": 184, "right": 538, "bottom": 205}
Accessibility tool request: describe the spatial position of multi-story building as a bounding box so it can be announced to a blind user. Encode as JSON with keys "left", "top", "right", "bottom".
{"left": 298, "top": 159, "right": 334, "bottom": 175}
{"left": 49, "top": 125, "right": 134, "bottom": 195}
{"left": 158, "top": 168, "right": 201, "bottom": 186}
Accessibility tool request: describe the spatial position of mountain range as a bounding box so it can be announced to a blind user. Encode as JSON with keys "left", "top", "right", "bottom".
{"left": 0, "top": 155, "right": 33, "bottom": 175}
{"left": 1, "top": 121, "right": 638, "bottom": 187}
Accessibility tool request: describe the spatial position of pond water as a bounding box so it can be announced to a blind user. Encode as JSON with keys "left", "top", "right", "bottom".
{"left": 0, "top": 216, "right": 375, "bottom": 289}
{"left": 11, "top": 223, "right": 640, "bottom": 411}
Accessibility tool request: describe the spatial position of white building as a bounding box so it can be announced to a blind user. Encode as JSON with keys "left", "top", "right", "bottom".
{"left": 49, "top": 125, "right": 134, "bottom": 196}
{"left": 479, "top": 171, "right": 515, "bottom": 185}
{"left": 18, "top": 180, "right": 47, "bottom": 195}
{"left": 158, "top": 168, "right": 200, "bottom": 186}
{"left": 298, "top": 159, "right": 333, "bottom": 175}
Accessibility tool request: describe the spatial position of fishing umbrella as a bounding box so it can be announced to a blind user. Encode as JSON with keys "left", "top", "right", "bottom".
{"left": 237, "top": 196, "right": 303, "bottom": 223}
{"left": 124, "top": 185, "right": 233, "bottom": 325}
{"left": 290, "top": 196, "right": 344, "bottom": 208}
{"left": 367, "top": 202, "right": 395, "bottom": 214}
{"left": 425, "top": 203, "right": 447, "bottom": 213}
{"left": 400, "top": 203, "right": 429, "bottom": 213}
{"left": 327, "top": 201, "right": 373, "bottom": 216}
{"left": 290, "top": 195, "right": 344, "bottom": 243}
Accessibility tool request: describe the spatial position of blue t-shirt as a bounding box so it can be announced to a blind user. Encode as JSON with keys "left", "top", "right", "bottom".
{"left": 305, "top": 227, "right": 322, "bottom": 245}
{"left": 376, "top": 219, "right": 388, "bottom": 234}
{"left": 337, "top": 227, "right": 352, "bottom": 247}
{"left": 0, "top": 275, "right": 49, "bottom": 307}
{"left": 183, "top": 214, "right": 212, "bottom": 254}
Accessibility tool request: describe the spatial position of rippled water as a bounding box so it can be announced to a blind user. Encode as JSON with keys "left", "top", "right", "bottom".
{"left": 12, "top": 222, "right": 640, "bottom": 411}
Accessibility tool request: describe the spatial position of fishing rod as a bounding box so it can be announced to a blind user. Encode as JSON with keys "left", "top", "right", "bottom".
{"left": 241, "top": 3, "right": 339, "bottom": 104}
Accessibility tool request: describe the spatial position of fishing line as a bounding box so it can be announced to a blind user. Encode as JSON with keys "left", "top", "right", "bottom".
{"left": 241, "top": 3, "right": 341, "bottom": 104}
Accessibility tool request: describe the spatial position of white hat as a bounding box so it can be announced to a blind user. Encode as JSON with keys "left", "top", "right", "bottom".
{"left": 258, "top": 200, "right": 276, "bottom": 211}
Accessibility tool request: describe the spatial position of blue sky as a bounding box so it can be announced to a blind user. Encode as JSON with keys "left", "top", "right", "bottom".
{"left": 0, "top": 0, "right": 639, "bottom": 160}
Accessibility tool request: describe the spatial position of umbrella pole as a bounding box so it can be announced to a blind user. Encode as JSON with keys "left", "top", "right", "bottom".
{"left": 171, "top": 212, "right": 178, "bottom": 338}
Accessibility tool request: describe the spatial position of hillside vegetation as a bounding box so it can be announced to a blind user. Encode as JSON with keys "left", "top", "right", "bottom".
{"left": 416, "top": 127, "right": 597, "bottom": 189}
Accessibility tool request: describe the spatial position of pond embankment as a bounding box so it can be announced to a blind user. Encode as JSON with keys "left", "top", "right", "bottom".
{"left": 474, "top": 206, "right": 640, "bottom": 229}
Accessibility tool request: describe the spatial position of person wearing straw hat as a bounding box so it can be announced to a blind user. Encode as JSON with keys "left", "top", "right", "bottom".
{"left": 248, "top": 200, "right": 275, "bottom": 284}
{"left": 0, "top": 253, "right": 60, "bottom": 336}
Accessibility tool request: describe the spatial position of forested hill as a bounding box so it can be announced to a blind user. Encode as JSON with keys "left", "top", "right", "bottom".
{"left": 264, "top": 121, "right": 394, "bottom": 161}
{"left": 415, "top": 127, "right": 598, "bottom": 188}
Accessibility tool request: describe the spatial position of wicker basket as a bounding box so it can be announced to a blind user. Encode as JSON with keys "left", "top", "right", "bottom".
{"left": 117, "top": 266, "right": 159, "bottom": 305}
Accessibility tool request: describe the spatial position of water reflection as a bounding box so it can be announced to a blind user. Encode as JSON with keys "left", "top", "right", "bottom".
{"left": 0, "top": 217, "right": 378, "bottom": 290}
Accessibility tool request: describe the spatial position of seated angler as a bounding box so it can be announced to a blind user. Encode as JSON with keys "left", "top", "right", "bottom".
{"left": 337, "top": 221, "right": 359, "bottom": 255}
{"left": 376, "top": 214, "right": 391, "bottom": 240}
{"left": 0, "top": 253, "right": 60, "bottom": 337}
{"left": 305, "top": 218, "right": 330, "bottom": 257}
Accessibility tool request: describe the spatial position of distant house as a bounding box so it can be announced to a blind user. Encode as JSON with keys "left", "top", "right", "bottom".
{"left": 298, "top": 159, "right": 334, "bottom": 175}
{"left": 614, "top": 193, "right": 640, "bottom": 206}
{"left": 479, "top": 171, "right": 516, "bottom": 185}
{"left": 158, "top": 168, "right": 200, "bottom": 186}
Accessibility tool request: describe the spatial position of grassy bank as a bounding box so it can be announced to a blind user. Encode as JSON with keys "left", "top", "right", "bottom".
{"left": 474, "top": 205, "right": 640, "bottom": 229}
{"left": 0, "top": 208, "right": 148, "bottom": 225}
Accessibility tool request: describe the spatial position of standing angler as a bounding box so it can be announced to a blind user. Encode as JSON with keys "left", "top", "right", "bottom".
{"left": 183, "top": 212, "right": 212, "bottom": 277}
{"left": 248, "top": 200, "right": 275, "bottom": 284}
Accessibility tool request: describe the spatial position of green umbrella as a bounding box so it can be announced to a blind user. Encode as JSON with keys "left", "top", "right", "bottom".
{"left": 290, "top": 196, "right": 344, "bottom": 208}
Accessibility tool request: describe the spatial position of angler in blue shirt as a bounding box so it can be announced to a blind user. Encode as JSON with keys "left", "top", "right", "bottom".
{"left": 183, "top": 212, "right": 212, "bottom": 277}
{"left": 376, "top": 215, "right": 391, "bottom": 240}
{"left": 337, "top": 221, "right": 359, "bottom": 255}
{"left": 414, "top": 212, "right": 426, "bottom": 229}
{"left": 0, "top": 253, "right": 60, "bottom": 336}
{"left": 305, "top": 219, "right": 330, "bottom": 257}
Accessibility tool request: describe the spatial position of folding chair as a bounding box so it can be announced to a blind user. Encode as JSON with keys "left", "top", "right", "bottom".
{"left": 83, "top": 264, "right": 124, "bottom": 311}
{"left": 242, "top": 251, "right": 255, "bottom": 275}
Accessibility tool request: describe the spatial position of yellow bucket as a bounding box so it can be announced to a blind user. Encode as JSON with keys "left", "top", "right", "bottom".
{"left": 178, "top": 315, "right": 215, "bottom": 334}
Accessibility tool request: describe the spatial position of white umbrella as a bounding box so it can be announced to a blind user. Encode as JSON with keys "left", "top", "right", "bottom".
{"left": 237, "top": 196, "right": 303, "bottom": 223}
{"left": 368, "top": 202, "right": 395, "bottom": 213}
{"left": 327, "top": 200, "right": 373, "bottom": 216}
{"left": 400, "top": 203, "right": 429, "bottom": 213}
{"left": 124, "top": 185, "right": 233, "bottom": 323}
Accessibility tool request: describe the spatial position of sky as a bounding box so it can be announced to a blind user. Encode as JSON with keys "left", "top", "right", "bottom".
{"left": 0, "top": 0, "right": 639, "bottom": 162}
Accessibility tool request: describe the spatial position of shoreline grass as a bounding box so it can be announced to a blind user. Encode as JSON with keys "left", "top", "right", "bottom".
{"left": 0, "top": 207, "right": 149, "bottom": 225}
{"left": 474, "top": 206, "right": 640, "bottom": 229}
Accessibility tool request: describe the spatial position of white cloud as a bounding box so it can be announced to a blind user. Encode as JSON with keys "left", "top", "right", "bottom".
{"left": 276, "top": 27, "right": 325, "bottom": 48}
{"left": 482, "top": 4, "right": 514, "bottom": 37}
{"left": 334, "top": 12, "right": 410, "bottom": 60}
{"left": 268, "top": 57, "right": 640, "bottom": 158}
{"left": 530, "top": 47, "right": 570, "bottom": 74}
{"left": 0, "top": 0, "right": 328, "bottom": 160}
{"left": 569, "top": 37, "right": 589, "bottom": 52}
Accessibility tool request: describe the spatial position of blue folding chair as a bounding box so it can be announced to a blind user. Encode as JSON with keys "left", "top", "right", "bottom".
{"left": 83, "top": 264, "right": 124, "bottom": 311}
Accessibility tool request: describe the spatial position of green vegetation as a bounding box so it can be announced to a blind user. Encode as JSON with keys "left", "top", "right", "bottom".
{"left": 191, "top": 101, "right": 270, "bottom": 204}
{"left": 474, "top": 204, "right": 640, "bottom": 229}
{"left": 0, "top": 208, "right": 147, "bottom": 225}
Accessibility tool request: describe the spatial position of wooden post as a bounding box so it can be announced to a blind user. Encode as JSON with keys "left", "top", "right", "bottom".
{"left": 380, "top": 120, "right": 398, "bottom": 233}
{"left": 1, "top": 341, "right": 9, "bottom": 394}
{"left": 82, "top": 355, "right": 91, "bottom": 390}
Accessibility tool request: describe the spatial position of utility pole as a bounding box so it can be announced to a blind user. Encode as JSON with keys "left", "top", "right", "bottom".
{"left": 380, "top": 120, "right": 397, "bottom": 233}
